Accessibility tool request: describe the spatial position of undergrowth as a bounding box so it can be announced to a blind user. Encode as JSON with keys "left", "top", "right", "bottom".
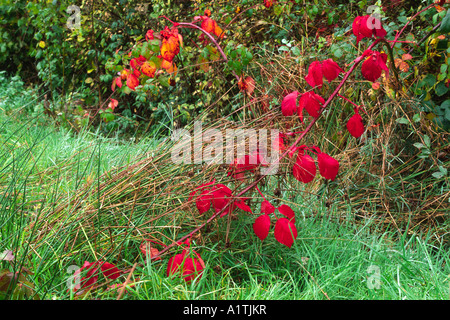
{"left": 0, "top": 70, "right": 449, "bottom": 299}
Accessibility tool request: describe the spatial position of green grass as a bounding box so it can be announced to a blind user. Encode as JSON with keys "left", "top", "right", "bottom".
{"left": 0, "top": 73, "right": 449, "bottom": 300}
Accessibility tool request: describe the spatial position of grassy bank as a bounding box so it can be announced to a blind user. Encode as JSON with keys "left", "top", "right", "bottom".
{"left": 0, "top": 73, "right": 449, "bottom": 300}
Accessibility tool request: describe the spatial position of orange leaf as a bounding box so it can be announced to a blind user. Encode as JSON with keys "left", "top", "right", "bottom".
{"left": 161, "top": 36, "right": 179, "bottom": 62}
{"left": 126, "top": 74, "right": 139, "bottom": 91}
{"left": 214, "top": 24, "right": 224, "bottom": 39}
{"left": 394, "top": 58, "right": 409, "bottom": 73}
{"left": 402, "top": 53, "right": 413, "bottom": 61}
{"left": 238, "top": 76, "right": 255, "bottom": 96}
{"left": 201, "top": 17, "right": 216, "bottom": 33}
{"left": 141, "top": 61, "right": 156, "bottom": 78}
{"left": 140, "top": 241, "right": 161, "bottom": 261}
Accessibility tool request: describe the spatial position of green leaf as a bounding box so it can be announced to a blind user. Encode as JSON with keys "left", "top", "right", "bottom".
{"left": 432, "top": 171, "right": 445, "bottom": 179}
{"left": 291, "top": 46, "right": 301, "bottom": 56}
{"left": 439, "top": 9, "right": 450, "bottom": 34}
{"left": 423, "top": 134, "right": 431, "bottom": 148}
{"left": 274, "top": 5, "right": 283, "bottom": 16}
{"left": 396, "top": 117, "right": 410, "bottom": 124}
{"left": 102, "top": 112, "right": 115, "bottom": 122}
{"left": 333, "top": 48, "right": 343, "bottom": 58}
{"left": 421, "top": 74, "right": 437, "bottom": 88}
{"left": 435, "top": 81, "right": 449, "bottom": 96}
{"left": 158, "top": 76, "right": 170, "bottom": 87}
{"left": 445, "top": 107, "right": 450, "bottom": 121}
{"left": 122, "top": 86, "right": 131, "bottom": 95}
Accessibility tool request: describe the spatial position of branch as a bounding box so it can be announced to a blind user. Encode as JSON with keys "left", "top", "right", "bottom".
{"left": 149, "top": 39, "right": 381, "bottom": 262}
{"left": 161, "top": 16, "right": 240, "bottom": 81}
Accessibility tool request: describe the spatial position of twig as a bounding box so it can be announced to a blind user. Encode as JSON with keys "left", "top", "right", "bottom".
{"left": 390, "top": 3, "right": 435, "bottom": 50}
{"left": 116, "top": 262, "right": 137, "bottom": 300}
{"left": 408, "top": 21, "right": 442, "bottom": 54}
{"left": 160, "top": 16, "right": 240, "bottom": 81}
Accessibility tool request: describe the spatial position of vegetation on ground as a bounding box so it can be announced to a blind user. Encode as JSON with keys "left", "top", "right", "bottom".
{"left": 0, "top": 0, "right": 449, "bottom": 300}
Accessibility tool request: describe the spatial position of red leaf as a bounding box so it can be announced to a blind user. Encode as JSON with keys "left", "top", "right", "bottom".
{"left": 201, "top": 17, "right": 216, "bottom": 33}
{"left": 321, "top": 59, "right": 343, "bottom": 82}
{"left": 228, "top": 153, "right": 264, "bottom": 180}
{"left": 272, "top": 133, "right": 287, "bottom": 153}
{"left": 368, "top": 15, "right": 387, "bottom": 39}
{"left": 211, "top": 184, "right": 232, "bottom": 216}
{"left": 188, "top": 181, "right": 215, "bottom": 202}
{"left": 167, "top": 249, "right": 205, "bottom": 282}
{"left": 361, "top": 50, "right": 388, "bottom": 82}
{"left": 130, "top": 57, "right": 144, "bottom": 70}
{"left": 75, "top": 261, "right": 100, "bottom": 289}
{"left": 298, "top": 91, "right": 325, "bottom": 119}
{"left": 100, "top": 261, "right": 121, "bottom": 280}
{"left": 213, "top": 24, "right": 224, "bottom": 39}
{"left": 274, "top": 218, "right": 297, "bottom": 248}
{"left": 317, "top": 153, "right": 339, "bottom": 181}
{"left": 278, "top": 204, "right": 295, "bottom": 222}
{"left": 305, "top": 61, "right": 323, "bottom": 89}
{"left": 111, "top": 77, "right": 122, "bottom": 92}
{"left": 126, "top": 74, "right": 139, "bottom": 91}
{"left": 167, "top": 253, "right": 183, "bottom": 277}
{"left": 261, "top": 200, "right": 275, "bottom": 215}
{"left": 347, "top": 111, "right": 365, "bottom": 138}
{"left": 238, "top": 76, "right": 255, "bottom": 96}
{"left": 141, "top": 61, "right": 156, "bottom": 78}
{"left": 160, "top": 25, "right": 179, "bottom": 40}
{"left": 116, "top": 77, "right": 122, "bottom": 88}
{"left": 145, "top": 29, "right": 154, "bottom": 41}
{"left": 139, "top": 242, "right": 161, "bottom": 261}
{"left": 293, "top": 153, "right": 316, "bottom": 183}
{"left": 182, "top": 252, "right": 205, "bottom": 282}
{"left": 281, "top": 91, "right": 299, "bottom": 116}
{"left": 253, "top": 214, "right": 271, "bottom": 241}
{"left": 108, "top": 99, "right": 118, "bottom": 111}
{"left": 352, "top": 15, "right": 373, "bottom": 44}
{"left": 264, "top": 0, "right": 274, "bottom": 8}
{"left": 196, "top": 190, "right": 212, "bottom": 214}
{"left": 235, "top": 198, "right": 252, "bottom": 213}
{"left": 161, "top": 36, "right": 180, "bottom": 62}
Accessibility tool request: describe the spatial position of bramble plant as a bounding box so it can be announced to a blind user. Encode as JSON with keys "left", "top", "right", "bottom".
{"left": 66, "top": 1, "right": 449, "bottom": 289}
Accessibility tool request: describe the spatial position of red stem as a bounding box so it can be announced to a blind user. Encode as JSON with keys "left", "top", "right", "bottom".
{"left": 161, "top": 16, "right": 240, "bottom": 81}
{"left": 255, "top": 185, "right": 266, "bottom": 201}
{"left": 337, "top": 93, "right": 359, "bottom": 109}
{"left": 390, "top": 3, "right": 435, "bottom": 49}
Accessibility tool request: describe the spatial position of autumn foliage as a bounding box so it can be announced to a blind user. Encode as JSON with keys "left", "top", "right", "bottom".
{"left": 86, "top": 1, "right": 446, "bottom": 287}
